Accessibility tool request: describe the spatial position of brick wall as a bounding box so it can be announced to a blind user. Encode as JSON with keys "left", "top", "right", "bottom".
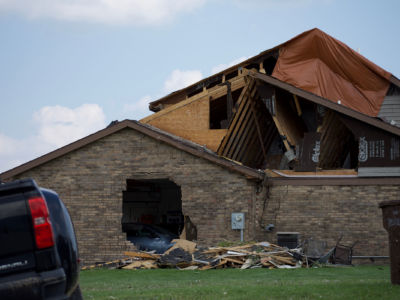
{"left": 10, "top": 127, "right": 258, "bottom": 264}
{"left": 259, "top": 184, "right": 396, "bottom": 257}
{"left": 8, "top": 126, "right": 396, "bottom": 263}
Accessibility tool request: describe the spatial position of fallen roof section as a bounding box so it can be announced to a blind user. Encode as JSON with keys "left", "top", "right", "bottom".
{"left": 0, "top": 120, "right": 264, "bottom": 181}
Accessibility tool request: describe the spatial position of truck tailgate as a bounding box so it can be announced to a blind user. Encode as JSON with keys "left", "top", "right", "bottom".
{"left": 0, "top": 185, "right": 36, "bottom": 275}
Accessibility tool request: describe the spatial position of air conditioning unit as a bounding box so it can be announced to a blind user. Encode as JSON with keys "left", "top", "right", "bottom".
{"left": 277, "top": 232, "right": 299, "bottom": 249}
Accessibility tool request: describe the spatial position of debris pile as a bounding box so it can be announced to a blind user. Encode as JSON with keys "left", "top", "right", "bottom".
{"left": 120, "top": 239, "right": 304, "bottom": 270}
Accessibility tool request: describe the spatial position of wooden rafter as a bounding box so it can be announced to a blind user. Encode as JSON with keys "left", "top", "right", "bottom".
{"left": 249, "top": 95, "right": 267, "bottom": 160}
{"left": 217, "top": 80, "right": 254, "bottom": 155}
{"left": 226, "top": 87, "right": 258, "bottom": 158}
{"left": 141, "top": 74, "right": 247, "bottom": 124}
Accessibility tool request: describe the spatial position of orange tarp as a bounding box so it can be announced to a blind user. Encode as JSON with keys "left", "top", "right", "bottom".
{"left": 272, "top": 28, "right": 392, "bottom": 117}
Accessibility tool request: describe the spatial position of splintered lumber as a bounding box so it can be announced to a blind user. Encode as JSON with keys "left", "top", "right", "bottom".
{"left": 224, "top": 257, "right": 245, "bottom": 265}
{"left": 203, "top": 247, "right": 226, "bottom": 254}
{"left": 124, "top": 251, "right": 160, "bottom": 260}
{"left": 241, "top": 258, "right": 254, "bottom": 270}
{"left": 165, "top": 239, "right": 197, "bottom": 255}
{"left": 271, "top": 255, "right": 297, "bottom": 266}
{"left": 118, "top": 240, "right": 305, "bottom": 271}
{"left": 293, "top": 94, "right": 302, "bottom": 116}
{"left": 180, "top": 265, "right": 199, "bottom": 270}
{"left": 226, "top": 242, "right": 258, "bottom": 251}
{"left": 200, "top": 259, "right": 228, "bottom": 270}
{"left": 122, "top": 260, "right": 158, "bottom": 269}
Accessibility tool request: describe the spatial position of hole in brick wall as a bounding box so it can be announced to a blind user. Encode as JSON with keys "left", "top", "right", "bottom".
{"left": 121, "top": 178, "right": 183, "bottom": 253}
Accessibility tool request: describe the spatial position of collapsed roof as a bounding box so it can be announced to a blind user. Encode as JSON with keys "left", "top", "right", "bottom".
{"left": 149, "top": 28, "right": 399, "bottom": 120}
{"left": 3, "top": 28, "right": 400, "bottom": 180}
{"left": 142, "top": 28, "right": 400, "bottom": 175}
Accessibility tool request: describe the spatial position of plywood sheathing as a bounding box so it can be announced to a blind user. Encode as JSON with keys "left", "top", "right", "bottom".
{"left": 142, "top": 96, "right": 210, "bottom": 130}
{"left": 140, "top": 74, "right": 247, "bottom": 151}
{"left": 163, "top": 129, "right": 227, "bottom": 152}
{"left": 141, "top": 74, "right": 247, "bottom": 124}
{"left": 273, "top": 88, "right": 305, "bottom": 148}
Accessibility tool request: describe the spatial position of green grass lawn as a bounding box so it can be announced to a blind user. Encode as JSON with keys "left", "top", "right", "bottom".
{"left": 80, "top": 266, "right": 399, "bottom": 300}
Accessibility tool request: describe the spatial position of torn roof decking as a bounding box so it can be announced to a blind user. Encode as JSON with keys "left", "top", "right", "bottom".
{"left": 251, "top": 71, "right": 400, "bottom": 137}
{"left": 141, "top": 73, "right": 247, "bottom": 124}
{"left": 217, "top": 78, "right": 278, "bottom": 169}
{"left": 149, "top": 28, "right": 400, "bottom": 121}
{"left": 142, "top": 29, "right": 400, "bottom": 163}
{"left": 141, "top": 67, "right": 400, "bottom": 171}
{"left": 140, "top": 72, "right": 248, "bottom": 152}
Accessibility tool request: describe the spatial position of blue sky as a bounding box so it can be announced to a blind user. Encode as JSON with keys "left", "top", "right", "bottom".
{"left": 1, "top": 0, "right": 399, "bottom": 172}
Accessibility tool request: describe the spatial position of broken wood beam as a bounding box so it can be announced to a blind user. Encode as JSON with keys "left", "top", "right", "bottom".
{"left": 259, "top": 62, "right": 266, "bottom": 74}
{"left": 124, "top": 251, "right": 160, "bottom": 260}
{"left": 293, "top": 94, "right": 302, "bottom": 116}
{"left": 250, "top": 96, "right": 267, "bottom": 160}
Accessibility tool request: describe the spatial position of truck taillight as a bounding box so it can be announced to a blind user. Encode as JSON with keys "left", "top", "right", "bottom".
{"left": 28, "top": 197, "right": 54, "bottom": 249}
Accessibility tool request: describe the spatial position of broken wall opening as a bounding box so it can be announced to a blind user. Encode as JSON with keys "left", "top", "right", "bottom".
{"left": 121, "top": 179, "right": 183, "bottom": 235}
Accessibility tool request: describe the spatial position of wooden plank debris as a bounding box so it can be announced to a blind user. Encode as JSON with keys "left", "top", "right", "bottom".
{"left": 124, "top": 251, "right": 160, "bottom": 260}
{"left": 122, "top": 260, "right": 158, "bottom": 269}
{"left": 109, "top": 240, "right": 305, "bottom": 271}
{"left": 164, "top": 239, "right": 197, "bottom": 254}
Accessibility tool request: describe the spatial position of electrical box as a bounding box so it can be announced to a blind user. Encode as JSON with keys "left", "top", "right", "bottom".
{"left": 231, "top": 212, "right": 245, "bottom": 230}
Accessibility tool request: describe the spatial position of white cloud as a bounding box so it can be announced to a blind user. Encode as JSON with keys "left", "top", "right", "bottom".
{"left": 123, "top": 58, "right": 255, "bottom": 119}
{"left": 0, "top": 0, "right": 206, "bottom": 25}
{"left": 122, "top": 95, "right": 153, "bottom": 120}
{"left": 0, "top": 103, "right": 106, "bottom": 173}
{"left": 210, "top": 56, "right": 249, "bottom": 75}
{"left": 121, "top": 69, "right": 204, "bottom": 120}
{"left": 232, "top": 0, "right": 318, "bottom": 8}
{"left": 123, "top": 56, "right": 255, "bottom": 119}
{"left": 34, "top": 103, "right": 106, "bottom": 148}
{"left": 0, "top": 133, "right": 19, "bottom": 156}
{"left": 163, "top": 69, "right": 203, "bottom": 94}
{"left": 0, "top": 133, "right": 36, "bottom": 172}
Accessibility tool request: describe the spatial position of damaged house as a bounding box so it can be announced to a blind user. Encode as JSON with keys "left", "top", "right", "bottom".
{"left": 2, "top": 28, "right": 400, "bottom": 264}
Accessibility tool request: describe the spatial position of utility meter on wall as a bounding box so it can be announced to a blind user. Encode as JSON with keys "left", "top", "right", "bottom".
{"left": 231, "top": 212, "right": 245, "bottom": 230}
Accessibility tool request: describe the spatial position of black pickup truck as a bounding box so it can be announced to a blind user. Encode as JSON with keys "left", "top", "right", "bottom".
{"left": 0, "top": 179, "right": 81, "bottom": 299}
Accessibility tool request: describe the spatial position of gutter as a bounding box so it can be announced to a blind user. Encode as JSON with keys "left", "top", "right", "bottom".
{"left": 271, "top": 170, "right": 358, "bottom": 178}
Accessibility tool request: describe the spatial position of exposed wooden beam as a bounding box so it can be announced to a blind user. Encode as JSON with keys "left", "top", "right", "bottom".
{"left": 250, "top": 71, "right": 400, "bottom": 137}
{"left": 141, "top": 75, "right": 247, "bottom": 123}
{"left": 225, "top": 82, "right": 258, "bottom": 157}
{"left": 217, "top": 80, "right": 253, "bottom": 155}
{"left": 259, "top": 62, "right": 266, "bottom": 74}
{"left": 250, "top": 96, "right": 267, "bottom": 159}
{"left": 269, "top": 92, "right": 291, "bottom": 151}
{"left": 293, "top": 94, "right": 302, "bottom": 116}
